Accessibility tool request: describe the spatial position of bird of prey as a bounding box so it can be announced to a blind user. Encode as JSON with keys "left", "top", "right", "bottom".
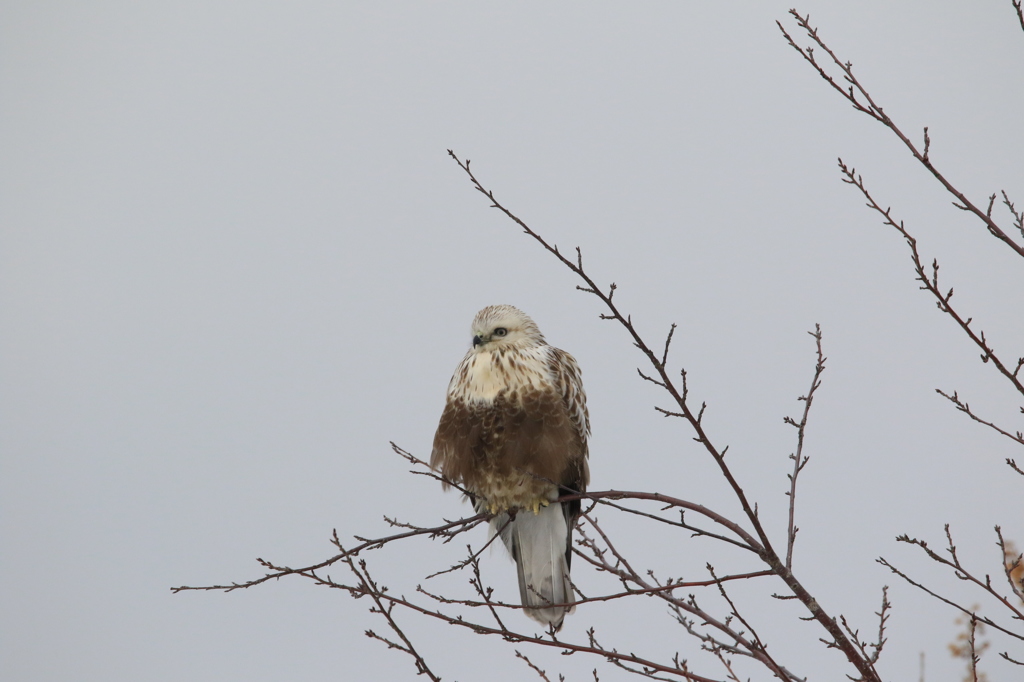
{"left": 431, "top": 305, "right": 590, "bottom": 631}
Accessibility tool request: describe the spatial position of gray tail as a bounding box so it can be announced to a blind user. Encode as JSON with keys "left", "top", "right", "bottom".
{"left": 494, "top": 502, "right": 574, "bottom": 631}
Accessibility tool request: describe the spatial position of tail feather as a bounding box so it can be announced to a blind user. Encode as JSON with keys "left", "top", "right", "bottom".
{"left": 494, "top": 502, "right": 574, "bottom": 630}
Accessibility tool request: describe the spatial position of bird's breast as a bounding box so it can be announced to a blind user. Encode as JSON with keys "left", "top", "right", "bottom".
{"left": 457, "top": 349, "right": 550, "bottom": 404}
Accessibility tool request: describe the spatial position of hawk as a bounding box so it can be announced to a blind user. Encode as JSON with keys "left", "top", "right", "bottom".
{"left": 431, "top": 305, "right": 590, "bottom": 631}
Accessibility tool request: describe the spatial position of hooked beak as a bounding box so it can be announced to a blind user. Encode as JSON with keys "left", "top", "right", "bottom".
{"left": 472, "top": 334, "right": 486, "bottom": 347}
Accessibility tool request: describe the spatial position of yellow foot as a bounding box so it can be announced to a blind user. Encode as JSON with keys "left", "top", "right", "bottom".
{"left": 484, "top": 499, "right": 551, "bottom": 515}
{"left": 530, "top": 499, "right": 550, "bottom": 515}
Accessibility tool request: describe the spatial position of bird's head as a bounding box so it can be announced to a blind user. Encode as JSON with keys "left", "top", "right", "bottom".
{"left": 469, "top": 305, "right": 545, "bottom": 352}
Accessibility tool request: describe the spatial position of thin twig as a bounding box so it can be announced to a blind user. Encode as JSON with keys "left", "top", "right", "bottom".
{"left": 878, "top": 529, "right": 1024, "bottom": 642}
{"left": 516, "top": 650, "right": 559, "bottom": 682}
{"left": 706, "top": 563, "right": 781, "bottom": 675}
{"left": 968, "top": 616, "right": 981, "bottom": 682}
{"left": 171, "top": 514, "right": 486, "bottom": 593}
{"left": 312, "top": 553, "right": 727, "bottom": 681}
{"left": 996, "top": 526, "right": 1024, "bottom": 605}
{"left": 1004, "top": 190, "right": 1024, "bottom": 241}
{"left": 783, "top": 325, "right": 826, "bottom": 568}
{"left": 879, "top": 555, "right": 1023, "bottom": 643}
{"left": 935, "top": 389, "right": 1024, "bottom": 446}
{"left": 341, "top": 548, "right": 442, "bottom": 681}
{"left": 576, "top": 517, "right": 802, "bottom": 682}
{"left": 424, "top": 516, "right": 511, "bottom": 580}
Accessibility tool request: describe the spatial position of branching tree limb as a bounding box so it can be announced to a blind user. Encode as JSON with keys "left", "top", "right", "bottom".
{"left": 446, "top": 150, "right": 879, "bottom": 681}
{"left": 777, "top": 9, "right": 1024, "bottom": 260}
{"left": 174, "top": 9, "right": 1020, "bottom": 679}
{"left": 174, "top": 148, "right": 883, "bottom": 680}
{"left": 780, "top": 8, "right": 1023, "bottom": 675}
{"left": 833, "top": 160, "right": 1024, "bottom": 458}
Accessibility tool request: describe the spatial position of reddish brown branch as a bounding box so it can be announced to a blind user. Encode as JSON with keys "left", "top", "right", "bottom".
{"left": 171, "top": 487, "right": 751, "bottom": 596}
{"left": 515, "top": 650, "right": 558, "bottom": 682}
{"left": 878, "top": 527, "right": 1024, "bottom": 642}
{"left": 446, "top": 149, "right": 779, "bottom": 564}
{"left": 1003, "top": 191, "right": 1024, "bottom": 241}
{"left": 574, "top": 518, "right": 799, "bottom": 681}
{"left": 570, "top": 490, "right": 764, "bottom": 553}
{"left": 283, "top": 550, "right": 723, "bottom": 681}
{"left": 837, "top": 160, "right": 1024, "bottom": 401}
{"left": 783, "top": 325, "right": 825, "bottom": 568}
{"left": 448, "top": 148, "right": 881, "bottom": 682}
{"left": 340, "top": 547, "right": 442, "bottom": 681}
{"left": 396, "top": 589, "right": 722, "bottom": 681}
{"left": 706, "top": 563, "right": 779, "bottom": 675}
{"left": 996, "top": 526, "right": 1024, "bottom": 606}
{"left": 170, "top": 514, "right": 486, "bottom": 593}
{"left": 935, "top": 389, "right": 1024, "bottom": 447}
{"left": 779, "top": 10, "right": 1024, "bottom": 260}
{"left": 330, "top": 547, "right": 712, "bottom": 680}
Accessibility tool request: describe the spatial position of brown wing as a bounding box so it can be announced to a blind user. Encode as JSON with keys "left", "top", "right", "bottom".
{"left": 547, "top": 347, "right": 590, "bottom": 496}
{"left": 431, "top": 386, "right": 580, "bottom": 497}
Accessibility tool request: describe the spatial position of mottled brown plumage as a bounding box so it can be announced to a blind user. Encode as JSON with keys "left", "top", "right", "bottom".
{"left": 431, "top": 305, "right": 590, "bottom": 630}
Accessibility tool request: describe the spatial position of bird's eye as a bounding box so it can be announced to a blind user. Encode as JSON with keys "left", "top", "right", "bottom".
{"left": 493, "top": 327, "right": 508, "bottom": 337}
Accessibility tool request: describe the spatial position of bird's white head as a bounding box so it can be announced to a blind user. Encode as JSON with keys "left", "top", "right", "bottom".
{"left": 470, "top": 305, "right": 546, "bottom": 352}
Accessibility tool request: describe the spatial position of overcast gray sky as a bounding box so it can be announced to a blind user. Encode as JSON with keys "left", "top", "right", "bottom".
{"left": 2, "top": 2, "right": 1022, "bottom": 681}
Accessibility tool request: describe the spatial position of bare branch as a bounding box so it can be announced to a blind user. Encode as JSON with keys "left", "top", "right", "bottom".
{"left": 881, "top": 553, "right": 1024, "bottom": 644}
{"left": 446, "top": 150, "right": 777, "bottom": 561}
{"left": 398, "top": 574, "right": 724, "bottom": 679}
{"left": 837, "top": 160, "right": 1024, "bottom": 400}
{"left": 449, "top": 149, "right": 884, "bottom": 682}
{"left": 661, "top": 323, "right": 678, "bottom": 369}
{"left": 578, "top": 493, "right": 756, "bottom": 552}
{"left": 706, "top": 563, "right": 783, "bottom": 675}
{"left": 996, "top": 527, "right": 1024, "bottom": 605}
{"left": 516, "top": 650, "right": 560, "bottom": 682}
{"left": 1001, "top": 650, "right": 1024, "bottom": 666}
{"left": 869, "top": 586, "right": 891, "bottom": 666}
{"left": 968, "top": 616, "right": 981, "bottom": 682}
{"left": 1004, "top": 190, "right": 1024, "bottom": 241}
{"left": 878, "top": 527, "right": 1024, "bottom": 641}
{"left": 575, "top": 518, "right": 802, "bottom": 682}
{"left": 935, "top": 389, "right": 1024, "bottom": 447}
{"left": 784, "top": 325, "right": 826, "bottom": 569}
{"left": 342, "top": 550, "right": 442, "bottom": 681}
{"left": 391, "top": 441, "right": 476, "bottom": 497}
{"left": 171, "top": 514, "right": 486, "bottom": 593}
{"left": 779, "top": 10, "right": 1024, "bottom": 259}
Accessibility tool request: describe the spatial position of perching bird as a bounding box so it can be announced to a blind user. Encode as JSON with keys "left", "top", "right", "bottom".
{"left": 431, "top": 305, "right": 590, "bottom": 631}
